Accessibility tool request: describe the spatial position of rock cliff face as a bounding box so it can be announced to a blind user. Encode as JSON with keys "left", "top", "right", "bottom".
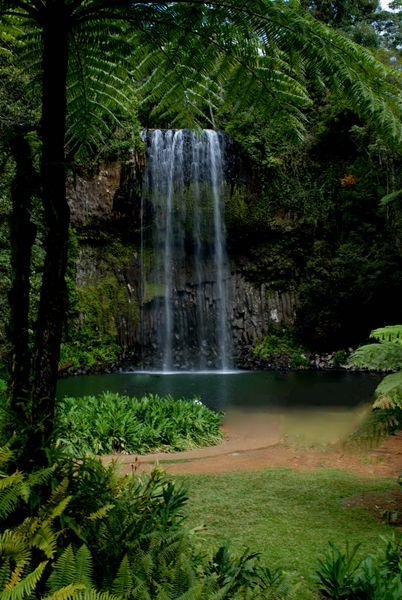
{"left": 67, "top": 162, "right": 122, "bottom": 226}
{"left": 67, "top": 159, "right": 297, "bottom": 368}
{"left": 67, "top": 155, "right": 144, "bottom": 229}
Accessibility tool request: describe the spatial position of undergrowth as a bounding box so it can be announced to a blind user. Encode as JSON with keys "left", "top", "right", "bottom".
{"left": 252, "top": 327, "right": 308, "bottom": 367}
{"left": 54, "top": 392, "right": 223, "bottom": 455}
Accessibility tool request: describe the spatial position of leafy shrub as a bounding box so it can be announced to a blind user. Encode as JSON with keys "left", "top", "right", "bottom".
{"left": 253, "top": 328, "right": 308, "bottom": 367}
{"left": 315, "top": 542, "right": 362, "bottom": 599}
{"left": 54, "top": 392, "right": 223, "bottom": 455}
{"left": 59, "top": 336, "right": 120, "bottom": 370}
{"left": 333, "top": 351, "right": 348, "bottom": 368}
{"left": 315, "top": 536, "right": 402, "bottom": 599}
{"left": 0, "top": 445, "right": 74, "bottom": 599}
{"left": 0, "top": 445, "right": 301, "bottom": 599}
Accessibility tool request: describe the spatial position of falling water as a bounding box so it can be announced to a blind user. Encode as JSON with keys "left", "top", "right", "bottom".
{"left": 141, "top": 129, "right": 232, "bottom": 370}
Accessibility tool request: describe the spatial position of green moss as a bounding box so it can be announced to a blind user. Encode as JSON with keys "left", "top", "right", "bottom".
{"left": 63, "top": 238, "right": 140, "bottom": 369}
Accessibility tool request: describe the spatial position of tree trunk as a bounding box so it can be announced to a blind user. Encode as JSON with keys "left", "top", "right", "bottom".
{"left": 8, "top": 131, "right": 37, "bottom": 428}
{"left": 30, "top": 2, "right": 70, "bottom": 458}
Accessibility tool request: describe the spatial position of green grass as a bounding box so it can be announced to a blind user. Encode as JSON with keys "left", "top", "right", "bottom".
{"left": 178, "top": 469, "right": 398, "bottom": 596}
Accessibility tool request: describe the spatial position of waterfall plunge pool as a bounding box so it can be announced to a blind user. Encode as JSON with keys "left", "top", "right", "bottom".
{"left": 57, "top": 371, "right": 380, "bottom": 446}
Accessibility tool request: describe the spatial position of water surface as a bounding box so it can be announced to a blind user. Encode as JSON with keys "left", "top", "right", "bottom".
{"left": 57, "top": 370, "right": 379, "bottom": 445}
{"left": 58, "top": 370, "right": 378, "bottom": 412}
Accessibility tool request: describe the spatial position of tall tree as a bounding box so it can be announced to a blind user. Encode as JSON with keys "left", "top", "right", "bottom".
{"left": 0, "top": 0, "right": 401, "bottom": 460}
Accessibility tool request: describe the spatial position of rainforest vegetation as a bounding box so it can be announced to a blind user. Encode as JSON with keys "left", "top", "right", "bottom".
{"left": 0, "top": 1, "right": 401, "bottom": 598}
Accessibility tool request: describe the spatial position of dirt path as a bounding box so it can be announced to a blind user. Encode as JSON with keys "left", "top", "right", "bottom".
{"left": 105, "top": 415, "right": 402, "bottom": 479}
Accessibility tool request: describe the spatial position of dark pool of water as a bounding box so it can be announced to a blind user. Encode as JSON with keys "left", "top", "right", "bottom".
{"left": 57, "top": 370, "right": 379, "bottom": 413}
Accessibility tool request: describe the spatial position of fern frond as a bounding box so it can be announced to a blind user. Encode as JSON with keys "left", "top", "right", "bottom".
{"left": 370, "top": 325, "right": 402, "bottom": 346}
{"left": 374, "top": 372, "right": 402, "bottom": 410}
{"left": 30, "top": 521, "right": 58, "bottom": 559}
{"left": 0, "top": 560, "right": 47, "bottom": 600}
{"left": 26, "top": 466, "right": 53, "bottom": 490}
{"left": 348, "top": 342, "right": 402, "bottom": 371}
{"left": 0, "top": 446, "right": 13, "bottom": 466}
{"left": 0, "top": 470, "right": 24, "bottom": 492}
{"left": 44, "top": 583, "right": 86, "bottom": 600}
{"left": 0, "top": 485, "right": 26, "bottom": 521}
{"left": 112, "top": 555, "right": 132, "bottom": 597}
{"left": 73, "top": 545, "right": 93, "bottom": 589}
{"left": 75, "top": 590, "right": 119, "bottom": 600}
{"left": 47, "top": 545, "right": 78, "bottom": 592}
{"left": 43, "top": 495, "right": 72, "bottom": 525}
{"left": 379, "top": 189, "right": 402, "bottom": 209}
{"left": 47, "top": 478, "right": 70, "bottom": 507}
{"left": 87, "top": 503, "right": 115, "bottom": 521}
{"left": 0, "top": 530, "right": 31, "bottom": 564}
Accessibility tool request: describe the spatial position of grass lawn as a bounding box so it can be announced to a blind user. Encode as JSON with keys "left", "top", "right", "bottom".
{"left": 177, "top": 468, "right": 399, "bottom": 597}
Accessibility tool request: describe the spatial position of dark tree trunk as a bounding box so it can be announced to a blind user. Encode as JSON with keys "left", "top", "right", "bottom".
{"left": 30, "top": 2, "right": 70, "bottom": 458}
{"left": 8, "top": 132, "right": 37, "bottom": 428}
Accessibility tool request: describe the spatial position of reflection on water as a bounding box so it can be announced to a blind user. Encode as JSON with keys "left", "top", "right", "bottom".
{"left": 57, "top": 370, "right": 379, "bottom": 446}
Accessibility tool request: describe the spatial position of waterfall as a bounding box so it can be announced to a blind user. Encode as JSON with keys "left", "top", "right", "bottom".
{"left": 141, "top": 129, "right": 232, "bottom": 371}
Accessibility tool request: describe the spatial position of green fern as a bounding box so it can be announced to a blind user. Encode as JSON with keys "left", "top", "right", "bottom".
{"left": 46, "top": 544, "right": 96, "bottom": 594}
{"left": 370, "top": 325, "right": 402, "bottom": 346}
{"left": 44, "top": 583, "right": 86, "bottom": 600}
{"left": 379, "top": 189, "right": 402, "bottom": 209}
{"left": 0, "top": 561, "right": 48, "bottom": 600}
{"left": 349, "top": 326, "right": 402, "bottom": 442}
{"left": 1, "top": 0, "right": 401, "bottom": 153}
{"left": 348, "top": 342, "right": 402, "bottom": 371}
{"left": 374, "top": 372, "right": 402, "bottom": 410}
{"left": 0, "top": 447, "right": 72, "bottom": 598}
{"left": 112, "top": 555, "right": 132, "bottom": 598}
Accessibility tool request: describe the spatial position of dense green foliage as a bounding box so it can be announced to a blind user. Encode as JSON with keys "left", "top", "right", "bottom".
{"left": 349, "top": 342, "right": 402, "bottom": 371}
{"left": 53, "top": 392, "right": 223, "bottom": 455}
{"left": 252, "top": 328, "right": 308, "bottom": 368}
{"left": 223, "top": 105, "right": 402, "bottom": 350}
{"left": 374, "top": 372, "right": 402, "bottom": 411}
{"left": 0, "top": 447, "right": 329, "bottom": 599}
{"left": 348, "top": 325, "right": 402, "bottom": 442}
{"left": 315, "top": 537, "right": 402, "bottom": 599}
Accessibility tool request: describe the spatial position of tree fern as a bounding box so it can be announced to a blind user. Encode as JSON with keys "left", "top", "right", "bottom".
{"left": 373, "top": 372, "right": 402, "bottom": 410}
{"left": 1, "top": 0, "right": 402, "bottom": 455}
{"left": 370, "top": 325, "right": 402, "bottom": 346}
{"left": 349, "top": 326, "right": 402, "bottom": 442}
{"left": 348, "top": 342, "right": 402, "bottom": 371}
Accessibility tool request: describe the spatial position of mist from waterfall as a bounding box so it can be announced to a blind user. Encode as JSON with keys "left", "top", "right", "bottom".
{"left": 141, "top": 129, "right": 232, "bottom": 371}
